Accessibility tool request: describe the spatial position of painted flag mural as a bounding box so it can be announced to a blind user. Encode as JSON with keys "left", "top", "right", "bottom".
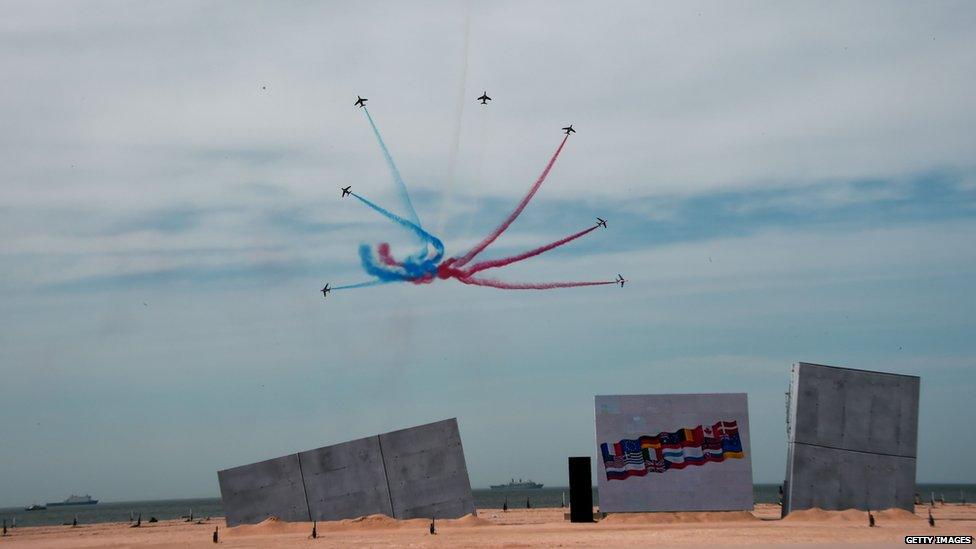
{"left": 595, "top": 394, "right": 753, "bottom": 513}
{"left": 600, "top": 420, "right": 745, "bottom": 480}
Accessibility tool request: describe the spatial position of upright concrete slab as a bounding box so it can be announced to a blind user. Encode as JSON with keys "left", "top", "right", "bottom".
{"left": 217, "top": 453, "right": 310, "bottom": 526}
{"left": 217, "top": 418, "right": 474, "bottom": 525}
{"left": 381, "top": 418, "right": 476, "bottom": 519}
{"left": 783, "top": 362, "right": 920, "bottom": 514}
{"left": 785, "top": 444, "right": 917, "bottom": 511}
{"left": 299, "top": 436, "right": 393, "bottom": 521}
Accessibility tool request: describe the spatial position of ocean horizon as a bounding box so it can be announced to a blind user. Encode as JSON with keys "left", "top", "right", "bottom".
{"left": 3, "top": 484, "right": 973, "bottom": 528}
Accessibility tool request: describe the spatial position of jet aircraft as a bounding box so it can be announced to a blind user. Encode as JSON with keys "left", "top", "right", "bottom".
{"left": 341, "top": 185, "right": 352, "bottom": 198}
{"left": 354, "top": 96, "right": 367, "bottom": 108}
{"left": 562, "top": 124, "right": 576, "bottom": 134}
{"left": 321, "top": 284, "right": 331, "bottom": 297}
{"left": 616, "top": 274, "right": 626, "bottom": 287}
{"left": 596, "top": 217, "right": 607, "bottom": 228}
{"left": 477, "top": 92, "right": 491, "bottom": 105}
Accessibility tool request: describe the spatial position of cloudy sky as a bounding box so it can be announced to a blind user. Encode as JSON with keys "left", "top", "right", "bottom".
{"left": 1, "top": 1, "right": 975, "bottom": 506}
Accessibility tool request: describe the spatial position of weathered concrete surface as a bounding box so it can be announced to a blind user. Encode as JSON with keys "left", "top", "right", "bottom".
{"left": 786, "top": 443, "right": 916, "bottom": 511}
{"left": 789, "top": 362, "right": 919, "bottom": 456}
{"left": 217, "top": 418, "right": 474, "bottom": 524}
{"left": 299, "top": 436, "right": 393, "bottom": 521}
{"left": 381, "top": 418, "right": 476, "bottom": 519}
{"left": 217, "top": 454, "right": 309, "bottom": 527}
{"left": 784, "top": 362, "right": 920, "bottom": 514}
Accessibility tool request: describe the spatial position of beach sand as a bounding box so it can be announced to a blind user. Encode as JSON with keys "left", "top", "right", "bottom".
{"left": 1, "top": 504, "right": 973, "bottom": 548}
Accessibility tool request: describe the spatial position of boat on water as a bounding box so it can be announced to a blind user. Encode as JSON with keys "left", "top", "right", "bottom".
{"left": 24, "top": 503, "right": 47, "bottom": 511}
{"left": 47, "top": 494, "right": 98, "bottom": 507}
{"left": 490, "top": 478, "right": 544, "bottom": 490}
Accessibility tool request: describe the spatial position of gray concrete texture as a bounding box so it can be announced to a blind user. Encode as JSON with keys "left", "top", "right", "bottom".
{"left": 217, "top": 418, "right": 474, "bottom": 526}
{"left": 217, "top": 453, "right": 310, "bottom": 526}
{"left": 783, "top": 362, "right": 920, "bottom": 514}
{"left": 785, "top": 444, "right": 917, "bottom": 512}
{"left": 299, "top": 436, "right": 393, "bottom": 521}
{"left": 381, "top": 419, "right": 476, "bottom": 519}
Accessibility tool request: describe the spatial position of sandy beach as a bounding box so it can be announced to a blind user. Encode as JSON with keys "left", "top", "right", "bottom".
{"left": 2, "top": 504, "right": 973, "bottom": 548}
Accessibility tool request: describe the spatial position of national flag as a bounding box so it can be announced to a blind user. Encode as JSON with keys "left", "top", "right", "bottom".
{"left": 600, "top": 418, "right": 745, "bottom": 481}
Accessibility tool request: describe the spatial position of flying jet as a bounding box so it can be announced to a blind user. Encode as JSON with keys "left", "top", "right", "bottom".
{"left": 321, "top": 284, "right": 331, "bottom": 298}
{"left": 341, "top": 185, "right": 352, "bottom": 198}
{"left": 562, "top": 124, "right": 576, "bottom": 135}
{"left": 616, "top": 274, "right": 626, "bottom": 287}
{"left": 477, "top": 92, "right": 491, "bottom": 105}
{"left": 596, "top": 217, "right": 607, "bottom": 228}
{"left": 354, "top": 96, "right": 368, "bottom": 108}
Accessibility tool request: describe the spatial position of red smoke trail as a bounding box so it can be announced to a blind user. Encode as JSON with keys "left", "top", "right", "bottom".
{"left": 456, "top": 275, "right": 616, "bottom": 290}
{"left": 376, "top": 243, "right": 401, "bottom": 266}
{"left": 454, "top": 135, "right": 570, "bottom": 267}
{"left": 465, "top": 225, "right": 599, "bottom": 275}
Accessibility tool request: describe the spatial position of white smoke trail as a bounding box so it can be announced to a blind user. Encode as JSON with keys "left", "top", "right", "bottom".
{"left": 460, "top": 106, "right": 488, "bottom": 239}
{"left": 436, "top": 4, "right": 471, "bottom": 238}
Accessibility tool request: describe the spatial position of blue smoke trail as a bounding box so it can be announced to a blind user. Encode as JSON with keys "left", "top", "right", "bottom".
{"left": 351, "top": 193, "right": 443, "bottom": 258}
{"left": 332, "top": 279, "right": 390, "bottom": 291}
{"left": 362, "top": 107, "right": 424, "bottom": 231}
{"left": 350, "top": 192, "right": 445, "bottom": 282}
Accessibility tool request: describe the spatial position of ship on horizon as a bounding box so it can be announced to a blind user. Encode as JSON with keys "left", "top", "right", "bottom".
{"left": 489, "top": 478, "right": 544, "bottom": 490}
{"left": 47, "top": 494, "right": 98, "bottom": 507}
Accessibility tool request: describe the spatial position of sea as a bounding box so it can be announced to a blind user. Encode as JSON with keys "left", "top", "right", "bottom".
{"left": 3, "top": 484, "right": 973, "bottom": 527}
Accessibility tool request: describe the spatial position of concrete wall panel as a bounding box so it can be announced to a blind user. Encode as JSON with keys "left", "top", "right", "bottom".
{"left": 217, "top": 454, "right": 309, "bottom": 527}
{"left": 784, "top": 362, "right": 920, "bottom": 515}
{"left": 791, "top": 362, "right": 919, "bottom": 456}
{"left": 381, "top": 418, "right": 475, "bottom": 519}
{"left": 299, "top": 436, "right": 393, "bottom": 521}
{"left": 218, "top": 418, "right": 474, "bottom": 524}
{"left": 787, "top": 443, "right": 916, "bottom": 511}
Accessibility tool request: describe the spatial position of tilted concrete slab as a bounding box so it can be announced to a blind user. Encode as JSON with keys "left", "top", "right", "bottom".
{"left": 784, "top": 362, "right": 920, "bottom": 514}
{"left": 217, "top": 453, "right": 310, "bottom": 526}
{"left": 381, "top": 418, "right": 476, "bottom": 519}
{"left": 299, "top": 436, "right": 393, "bottom": 521}
{"left": 217, "top": 418, "right": 474, "bottom": 524}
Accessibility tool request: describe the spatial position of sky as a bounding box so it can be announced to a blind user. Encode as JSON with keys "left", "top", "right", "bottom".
{"left": 1, "top": 1, "right": 975, "bottom": 506}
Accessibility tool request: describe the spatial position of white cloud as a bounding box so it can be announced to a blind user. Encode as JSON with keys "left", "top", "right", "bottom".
{"left": 2, "top": 1, "right": 975, "bottom": 215}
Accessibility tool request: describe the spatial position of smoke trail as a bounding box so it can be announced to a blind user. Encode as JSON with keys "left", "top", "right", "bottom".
{"left": 362, "top": 107, "right": 424, "bottom": 231}
{"left": 456, "top": 275, "right": 615, "bottom": 290}
{"left": 454, "top": 135, "right": 569, "bottom": 267}
{"left": 350, "top": 192, "right": 444, "bottom": 262}
{"left": 465, "top": 225, "right": 599, "bottom": 275}
{"left": 333, "top": 279, "right": 389, "bottom": 291}
{"left": 459, "top": 105, "right": 489, "bottom": 239}
{"left": 349, "top": 191, "right": 445, "bottom": 284}
{"left": 377, "top": 243, "right": 401, "bottom": 266}
{"left": 330, "top": 116, "right": 621, "bottom": 297}
{"left": 436, "top": 5, "right": 471, "bottom": 237}
{"left": 358, "top": 244, "right": 413, "bottom": 282}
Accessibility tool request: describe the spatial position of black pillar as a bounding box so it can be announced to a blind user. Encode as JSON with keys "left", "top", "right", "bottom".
{"left": 568, "top": 456, "right": 594, "bottom": 522}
